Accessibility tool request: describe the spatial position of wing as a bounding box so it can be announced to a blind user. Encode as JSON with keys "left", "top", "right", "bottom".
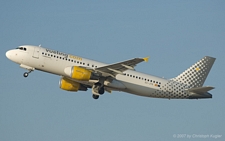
{"left": 61, "top": 57, "right": 149, "bottom": 94}
{"left": 95, "top": 57, "right": 149, "bottom": 77}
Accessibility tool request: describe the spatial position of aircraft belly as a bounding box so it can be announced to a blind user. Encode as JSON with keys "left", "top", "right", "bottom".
{"left": 120, "top": 80, "right": 190, "bottom": 99}
{"left": 120, "top": 81, "right": 157, "bottom": 97}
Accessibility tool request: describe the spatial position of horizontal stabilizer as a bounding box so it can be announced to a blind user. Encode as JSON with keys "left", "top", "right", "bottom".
{"left": 186, "top": 86, "right": 214, "bottom": 94}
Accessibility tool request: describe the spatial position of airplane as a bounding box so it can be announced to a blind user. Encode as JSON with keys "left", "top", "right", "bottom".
{"left": 6, "top": 45, "right": 216, "bottom": 100}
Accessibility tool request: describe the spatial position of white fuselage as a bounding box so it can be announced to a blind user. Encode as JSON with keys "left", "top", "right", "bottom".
{"left": 6, "top": 45, "right": 213, "bottom": 99}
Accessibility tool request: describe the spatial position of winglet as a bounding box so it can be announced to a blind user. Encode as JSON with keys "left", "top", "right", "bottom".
{"left": 143, "top": 57, "right": 150, "bottom": 62}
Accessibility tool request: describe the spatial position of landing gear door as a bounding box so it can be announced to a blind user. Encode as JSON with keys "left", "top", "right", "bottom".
{"left": 33, "top": 47, "right": 40, "bottom": 59}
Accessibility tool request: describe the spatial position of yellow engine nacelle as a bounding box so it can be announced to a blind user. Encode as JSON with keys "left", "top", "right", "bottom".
{"left": 59, "top": 78, "right": 80, "bottom": 91}
{"left": 64, "top": 66, "right": 95, "bottom": 81}
{"left": 71, "top": 66, "right": 91, "bottom": 80}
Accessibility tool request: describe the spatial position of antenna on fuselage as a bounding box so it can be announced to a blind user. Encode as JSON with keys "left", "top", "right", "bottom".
{"left": 39, "top": 44, "right": 41, "bottom": 47}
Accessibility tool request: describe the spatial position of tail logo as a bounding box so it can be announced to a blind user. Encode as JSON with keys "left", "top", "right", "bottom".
{"left": 195, "top": 67, "right": 200, "bottom": 71}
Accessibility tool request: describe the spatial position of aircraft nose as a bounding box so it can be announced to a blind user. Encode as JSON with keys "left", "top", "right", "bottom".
{"left": 6, "top": 50, "right": 11, "bottom": 59}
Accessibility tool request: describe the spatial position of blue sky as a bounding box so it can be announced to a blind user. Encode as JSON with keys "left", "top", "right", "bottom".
{"left": 0, "top": 1, "right": 224, "bottom": 141}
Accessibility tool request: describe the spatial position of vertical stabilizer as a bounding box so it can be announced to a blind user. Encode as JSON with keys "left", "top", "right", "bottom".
{"left": 172, "top": 56, "right": 215, "bottom": 88}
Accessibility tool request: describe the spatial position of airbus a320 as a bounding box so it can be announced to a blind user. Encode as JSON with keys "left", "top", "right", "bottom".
{"left": 6, "top": 45, "right": 216, "bottom": 100}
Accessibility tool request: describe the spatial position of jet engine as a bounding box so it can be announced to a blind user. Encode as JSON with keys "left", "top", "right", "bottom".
{"left": 59, "top": 77, "right": 87, "bottom": 91}
{"left": 64, "top": 66, "right": 97, "bottom": 81}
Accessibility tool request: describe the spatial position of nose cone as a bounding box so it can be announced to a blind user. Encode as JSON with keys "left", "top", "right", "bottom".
{"left": 6, "top": 50, "right": 11, "bottom": 59}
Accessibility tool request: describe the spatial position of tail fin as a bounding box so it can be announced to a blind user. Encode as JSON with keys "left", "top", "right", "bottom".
{"left": 172, "top": 56, "right": 216, "bottom": 88}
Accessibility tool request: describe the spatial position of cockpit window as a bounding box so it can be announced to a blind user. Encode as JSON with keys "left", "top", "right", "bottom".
{"left": 16, "top": 47, "right": 27, "bottom": 51}
{"left": 16, "top": 47, "right": 23, "bottom": 50}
